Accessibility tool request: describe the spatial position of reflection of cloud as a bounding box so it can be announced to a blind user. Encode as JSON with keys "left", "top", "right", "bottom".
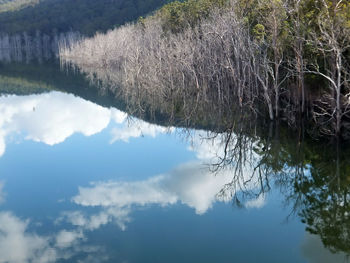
{"left": 61, "top": 208, "right": 131, "bottom": 232}
{"left": 69, "top": 158, "right": 265, "bottom": 231}
{"left": 0, "top": 92, "right": 111, "bottom": 156}
{"left": 245, "top": 194, "right": 266, "bottom": 209}
{"left": 0, "top": 211, "right": 106, "bottom": 263}
{"left": 0, "top": 182, "right": 5, "bottom": 204}
{"left": 165, "top": 163, "right": 232, "bottom": 214}
{"left": 111, "top": 109, "right": 127, "bottom": 124}
{"left": 55, "top": 230, "right": 84, "bottom": 248}
{"left": 77, "top": 254, "right": 110, "bottom": 263}
{"left": 110, "top": 120, "right": 168, "bottom": 143}
{"left": 0, "top": 131, "right": 5, "bottom": 157}
{"left": 0, "top": 92, "right": 171, "bottom": 157}
{"left": 0, "top": 212, "right": 56, "bottom": 263}
{"left": 188, "top": 131, "right": 267, "bottom": 210}
{"left": 73, "top": 175, "right": 177, "bottom": 207}
{"left": 301, "top": 233, "right": 349, "bottom": 263}
{"left": 187, "top": 132, "right": 225, "bottom": 161}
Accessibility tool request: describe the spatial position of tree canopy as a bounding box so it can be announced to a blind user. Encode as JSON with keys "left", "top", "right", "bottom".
{"left": 0, "top": 0, "right": 171, "bottom": 36}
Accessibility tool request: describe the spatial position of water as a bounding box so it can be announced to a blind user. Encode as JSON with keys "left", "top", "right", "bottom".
{"left": 0, "top": 60, "right": 349, "bottom": 263}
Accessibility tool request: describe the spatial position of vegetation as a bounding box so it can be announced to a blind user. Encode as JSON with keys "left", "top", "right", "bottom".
{"left": 60, "top": 0, "right": 350, "bottom": 138}
{"left": 0, "top": 75, "right": 53, "bottom": 94}
{"left": 0, "top": 0, "right": 171, "bottom": 36}
{"left": 0, "top": 0, "right": 39, "bottom": 13}
{"left": 157, "top": 0, "right": 227, "bottom": 33}
{"left": 0, "top": 61, "right": 134, "bottom": 114}
{"left": 3, "top": 0, "right": 350, "bottom": 255}
{"left": 210, "top": 113, "right": 350, "bottom": 256}
{"left": 0, "top": 31, "right": 80, "bottom": 63}
{"left": 2, "top": 60, "right": 350, "bottom": 258}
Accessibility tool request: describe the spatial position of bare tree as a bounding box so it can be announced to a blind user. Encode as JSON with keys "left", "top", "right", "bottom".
{"left": 307, "top": 0, "right": 350, "bottom": 135}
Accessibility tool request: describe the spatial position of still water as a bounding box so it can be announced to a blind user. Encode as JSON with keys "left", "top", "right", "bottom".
{"left": 0, "top": 61, "right": 349, "bottom": 263}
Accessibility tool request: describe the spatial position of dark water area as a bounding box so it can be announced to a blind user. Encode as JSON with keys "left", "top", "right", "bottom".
{"left": 0, "top": 59, "right": 349, "bottom": 262}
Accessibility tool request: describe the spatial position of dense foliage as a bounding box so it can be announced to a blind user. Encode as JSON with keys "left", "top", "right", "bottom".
{"left": 157, "top": 0, "right": 227, "bottom": 33}
{"left": 0, "top": 0, "right": 38, "bottom": 13}
{"left": 0, "top": 0, "right": 170, "bottom": 36}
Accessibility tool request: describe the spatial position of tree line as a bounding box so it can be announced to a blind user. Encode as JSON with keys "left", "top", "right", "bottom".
{"left": 0, "top": 31, "right": 81, "bottom": 62}
{"left": 60, "top": 0, "right": 350, "bottom": 138}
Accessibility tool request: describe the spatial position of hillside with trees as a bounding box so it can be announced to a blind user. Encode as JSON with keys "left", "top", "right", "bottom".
{"left": 60, "top": 0, "right": 350, "bottom": 138}
{"left": 0, "top": 0, "right": 39, "bottom": 13}
{"left": 0, "top": 0, "right": 170, "bottom": 36}
{"left": 0, "top": 0, "right": 173, "bottom": 62}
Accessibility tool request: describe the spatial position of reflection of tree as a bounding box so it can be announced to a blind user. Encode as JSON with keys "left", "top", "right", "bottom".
{"left": 68, "top": 62, "right": 350, "bottom": 256}
{"left": 292, "top": 142, "right": 350, "bottom": 254}
{"left": 206, "top": 118, "right": 350, "bottom": 256}
{"left": 213, "top": 122, "right": 272, "bottom": 207}
{"left": 250, "top": 131, "right": 350, "bottom": 255}
{"left": 0, "top": 31, "right": 80, "bottom": 63}
{"left": 249, "top": 130, "right": 350, "bottom": 255}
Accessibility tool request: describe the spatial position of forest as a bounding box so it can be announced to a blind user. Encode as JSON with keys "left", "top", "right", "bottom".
{"left": 0, "top": 0, "right": 170, "bottom": 35}
{"left": 0, "top": 0, "right": 38, "bottom": 13}
{"left": 60, "top": 0, "right": 350, "bottom": 138}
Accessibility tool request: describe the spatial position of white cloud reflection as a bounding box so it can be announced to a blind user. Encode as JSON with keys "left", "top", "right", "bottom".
{"left": 60, "top": 208, "right": 131, "bottom": 232}
{"left": 67, "top": 146, "right": 265, "bottom": 232}
{"left": 0, "top": 92, "right": 268, "bottom": 254}
{"left": 0, "top": 132, "right": 5, "bottom": 157}
{"left": 0, "top": 92, "right": 110, "bottom": 155}
{"left": 110, "top": 120, "right": 168, "bottom": 143}
{"left": 0, "top": 182, "right": 5, "bottom": 204}
{"left": 55, "top": 230, "right": 84, "bottom": 249}
{"left": 245, "top": 193, "right": 266, "bottom": 209}
{"left": 0, "top": 212, "right": 56, "bottom": 263}
{"left": 0, "top": 211, "right": 107, "bottom": 263}
{"left": 0, "top": 92, "right": 171, "bottom": 157}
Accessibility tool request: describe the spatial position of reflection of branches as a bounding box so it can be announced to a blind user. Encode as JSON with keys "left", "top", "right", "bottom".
{"left": 203, "top": 115, "right": 350, "bottom": 256}
{"left": 281, "top": 139, "right": 350, "bottom": 255}
{"left": 60, "top": 14, "right": 350, "bottom": 254}
{"left": 205, "top": 119, "right": 274, "bottom": 206}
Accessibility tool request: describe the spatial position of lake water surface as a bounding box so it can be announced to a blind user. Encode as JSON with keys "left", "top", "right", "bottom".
{"left": 0, "top": 61, "right": 349, "bottom": 263}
